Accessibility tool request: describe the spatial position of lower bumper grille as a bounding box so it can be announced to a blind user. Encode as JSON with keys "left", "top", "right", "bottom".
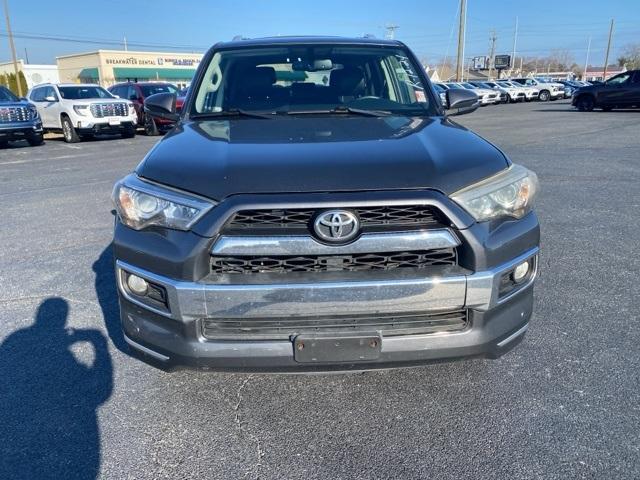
{"left": 210, "top": 248, "right": 457, "bottom": 274}
{"left": 202, "top": 309, "right": 469, "bottom": 340}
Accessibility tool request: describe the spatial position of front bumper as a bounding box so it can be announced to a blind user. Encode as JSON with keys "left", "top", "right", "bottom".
{"left": 116, "top": 247, "right": 538, "bottom": 372}
{"left": 0, "top": 121, "right": 43, "bottom": 140}
{"left": 76, "top": 119, "right": 136, "bottom": 134}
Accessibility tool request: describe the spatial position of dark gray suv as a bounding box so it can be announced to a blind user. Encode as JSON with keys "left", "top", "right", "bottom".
{"left": 111, "top": 37, "right": 540, "bottom": 372}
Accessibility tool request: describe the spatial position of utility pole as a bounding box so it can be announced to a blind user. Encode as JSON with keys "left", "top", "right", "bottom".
{"left": 123, "top": 36, "right": 128, "bottom": 51}
{"left": 24, "top": 47, "right": 29, "bottom": 64}
{"left": 583, "top": 36, "right": 591, "bottom": 81}
{"left": 385, "top": 24, "right": 399, "bottom": 40}
{"left": 488, "top": 29, "right": 497, "bottom": 79}
{"left": 455, "top": 0, "right": 466, "bottom": 81}
{"left": 603, "top": 19, "right": 614, "bottom": 80}
{"left": 511, "top": 16, "right": 518, "bottom": 77}
{"left": 2, "top": 0, "right": 22, "bottom": 96}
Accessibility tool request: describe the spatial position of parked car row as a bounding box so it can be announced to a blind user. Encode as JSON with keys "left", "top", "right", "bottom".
{"left": 0, "top": 81, "right": 187, "bottom": 147}
{"left": 434, "top": 77, "right": 567, "bottom": 106}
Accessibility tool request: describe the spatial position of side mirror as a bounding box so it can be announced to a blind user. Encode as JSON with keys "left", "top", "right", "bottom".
{"left": 144, "top": 92, "right": 179, "bottom": 121}
{"left": 445, "top": 89, "right": 479, "bottom": 116}
{"left": 44, "top": 95, "right": 57, "bottom": 102}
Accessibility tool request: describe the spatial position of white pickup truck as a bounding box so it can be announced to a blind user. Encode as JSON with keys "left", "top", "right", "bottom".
{"left": 510, "top": 78, "right": 565, "bottom": 101}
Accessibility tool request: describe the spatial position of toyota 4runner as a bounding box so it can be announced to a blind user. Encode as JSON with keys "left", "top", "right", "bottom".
{"left": 112, "top": 37, "right": 540, "bottom": 372}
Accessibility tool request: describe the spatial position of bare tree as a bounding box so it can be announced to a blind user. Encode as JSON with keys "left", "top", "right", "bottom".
{"left": 617, "top": 43, "right": 640, "bottom": 69}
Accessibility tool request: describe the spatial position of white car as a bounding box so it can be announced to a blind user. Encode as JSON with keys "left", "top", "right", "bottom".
{"left": 27, "top": 83, "right": 138, "bottom": 143}
{"left": 483, "top": 81, "right": 525, "bottom": 103}
{"left": 499, "top": 81, "right": 538, "bottom": 101}
{"left": 509, "top": 78, "right": 564, "bottom": 102}
{"left": 447, "top": 82, "right": 500, "bottom": 105}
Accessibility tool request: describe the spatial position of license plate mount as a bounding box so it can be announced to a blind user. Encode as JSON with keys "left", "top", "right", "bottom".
{"left": 108, "top": 117, "right": 121, "bottom": 126}
{"left": 293, "top": 333, "right": 381, "bottom": 363}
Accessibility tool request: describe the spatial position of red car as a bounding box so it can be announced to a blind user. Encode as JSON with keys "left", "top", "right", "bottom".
{"left": 108, "top": 82, "right": 179, "bottom": 136}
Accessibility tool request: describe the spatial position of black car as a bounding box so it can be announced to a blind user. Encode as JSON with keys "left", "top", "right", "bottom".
{"left": 111, "top": 36, "right": 540, "bottom": 372}
{"left": 0, "top": 86, "right": 44, "bottom": 147}
{"left": 572, "top": 70, "right": 640, "bottom": 111}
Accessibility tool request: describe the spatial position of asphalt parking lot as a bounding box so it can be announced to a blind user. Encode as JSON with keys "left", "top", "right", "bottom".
{"left": 1, "top": 100, "right": 639, "bottom": 480}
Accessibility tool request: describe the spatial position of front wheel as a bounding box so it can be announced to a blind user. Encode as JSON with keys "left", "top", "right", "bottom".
{"left": 61, "top": 116, "right": 81, "bottom": 143}
{"left": 0, "top": 140, "right": 8, "bottom": 149}
{"left": 27, "top": 133, "right": 44, "bottom": 146}
{"left": 538, "top": 90, "right": 550, "bottom": 102}
{"left": 122, "top": 124, "right": 136, "bottom": 139}
{"left": 576, "top": 95, "right": 595, "bottom": 112}
{"left": 144, "top": 115, "right": 159, "bottom": 136}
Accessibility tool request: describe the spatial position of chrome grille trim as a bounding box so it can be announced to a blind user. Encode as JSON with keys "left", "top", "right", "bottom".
{"left": 89, "top": 102, "right": 128, "bottom": 118}
{"left": 0, "top": 106, "right": 35, "bottom": 123}
{"left": 211, "top": 229, "right": 460, "bottom": 256}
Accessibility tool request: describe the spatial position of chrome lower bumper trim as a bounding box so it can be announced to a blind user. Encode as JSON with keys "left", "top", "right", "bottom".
{"left": 116, "top": 247, "right": 539, "bottom": 322}
{"left": 211, "top": 229, "right": 460, "bottom": 256}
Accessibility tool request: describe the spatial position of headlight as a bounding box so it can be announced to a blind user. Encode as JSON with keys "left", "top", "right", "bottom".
{"left": 27, "top": 105, "right": 39, "bottom": 118}
{"left": 112, "top": 175, "right": 215, "bottom": 231}
{"left": 450, "top": 164, "right": 539, "bottom": 222}
{"left": 73, "top": 105, "right": 90, "bottom": 116}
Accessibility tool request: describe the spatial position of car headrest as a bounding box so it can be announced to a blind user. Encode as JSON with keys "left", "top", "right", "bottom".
{"left": 330, "top": 66, "right": 365, "bottom": 95}
{"left": 240, "top": 66, "right": 276, "bottom": 91}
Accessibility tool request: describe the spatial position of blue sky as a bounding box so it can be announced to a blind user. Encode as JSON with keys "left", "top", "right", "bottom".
{"left": 1, "top": 0, "right": 638, "bottom": 67}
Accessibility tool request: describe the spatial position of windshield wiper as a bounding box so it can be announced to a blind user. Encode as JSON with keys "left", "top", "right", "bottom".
{"left": 279, "top": 106, "right": 393, "bottom": 117}
{"left": 191, "top": 109, "right": 273, "bottom": 120}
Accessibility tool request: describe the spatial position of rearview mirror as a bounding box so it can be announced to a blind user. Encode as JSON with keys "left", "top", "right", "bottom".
{"left": 445, "top": 89, "right": 479, "bottom": 116}
{"left": 144, "top": 92, "right": 179, "bottom": 121}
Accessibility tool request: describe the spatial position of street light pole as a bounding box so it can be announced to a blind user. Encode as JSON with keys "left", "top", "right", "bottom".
{"left": 2, "top": 0, "right": 22, "bottom": 97}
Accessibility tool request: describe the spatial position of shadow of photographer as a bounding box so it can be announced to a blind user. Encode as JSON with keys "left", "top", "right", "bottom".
{"left": 0, "top": 297, "right": 113, "bottom": 480}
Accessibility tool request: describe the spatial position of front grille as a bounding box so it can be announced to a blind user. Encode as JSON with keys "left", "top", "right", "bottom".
{"left": 211, "top": 248, "right": 457, "bottom": 274}
{"left": 202, "top": 309, "right": 469, "bottom": 340}
{"left": 225, "top": 205, "right": 446, "bottom": 232}
{"left": 0, "top": 106, "right": 35, "bottom": 123}
{"left": 90, "top": 102, "right": 128, "bottom": 118}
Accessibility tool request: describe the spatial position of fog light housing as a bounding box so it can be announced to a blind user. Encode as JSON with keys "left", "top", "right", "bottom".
{"left": 127, "top": 274, "right": 149, "bottom": 296}
{"left": 512, "top": 261, "right": 530, "bottom": 283}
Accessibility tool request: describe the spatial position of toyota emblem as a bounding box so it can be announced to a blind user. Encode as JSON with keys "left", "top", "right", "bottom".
{"left": 313, "top": 210, "right": 360, "bottom": 243}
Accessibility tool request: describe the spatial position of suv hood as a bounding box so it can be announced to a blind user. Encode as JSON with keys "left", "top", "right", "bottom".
{"left": 137, "top": 115, "right": 509, "bottom": 200}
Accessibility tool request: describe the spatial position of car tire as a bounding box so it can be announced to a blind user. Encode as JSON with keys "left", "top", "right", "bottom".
{"left": 538, "top": 90, "right": 550, "bottom": 102}
{"left": 0, "top": 140, "right": 9, "bottom": 149}
{"left": 61, "top": 115, "right": 81, "bottom": 143}
{"left": 576, "top": 95, "right": 595, "bottom": 112}
{"left": 144, "top": 115, "right": 160, "bottom": 136}
{"left": 601, "top": 106, "right": 613, "bottom": 112}
{"left": 122, "top": 124, "right": 136, "bottom": 139}
{"left": 27, "top": 133, "right": 44, "bottom": 146}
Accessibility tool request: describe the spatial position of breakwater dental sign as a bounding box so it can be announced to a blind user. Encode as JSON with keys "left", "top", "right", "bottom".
{"left": 105, "top": 57, "right": 201, "bottom": 67}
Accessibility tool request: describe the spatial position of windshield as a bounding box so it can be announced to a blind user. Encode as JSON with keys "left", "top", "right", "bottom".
{"left": 140, "top": 84, "right": 178, "bottom": 97}
{"left": 192, "top": 45, "right": 434, "bottom": 116}
{"left": 0, "top": 86, "right": 19, "bottom": 102}
{"left": 58, "top": 86, "right": 114, "bottom": 100}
